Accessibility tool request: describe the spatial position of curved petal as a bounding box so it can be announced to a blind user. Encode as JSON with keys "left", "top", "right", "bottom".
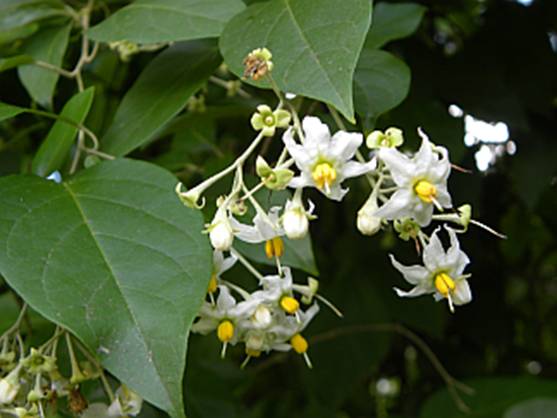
{"left": 191, "top": 317, "right": 218, "bottom": 334}
{"left": 282, "top": 128, "right": 313, "bottom": 169}
{"left": 302, "top": 116, "right": 331, "bottom": 150}
{"left": 423, "top": 227, "right": 445, "bottom": 270}
{"left": 452, "top": 279, "right": 472, "bottom": 305}
{"left": 394, "top": 285, "right": 430, "bottom": 298}
{"left": 342, "top": 160, "right": 375, "bottom": 179}
{"left": 389, "top": 255, "right": 430, "bottom": 285}
{"left": 217, "top": 285, "right": 237, "bottom": 311}
{"left": 220, "top": 253, "right": 238, "bottom": 275}
{"left": 435, "top": 184, "right": 452, "bottom": 208}
{"left": 230, "top": 217, "right": 264, "bottom": 243}
{"left": 213, "top": 250, "right": 224, "bottom": 272}
{"left": 329, "top": 131, "right": 363, "bottom": 160}
{"left": 413, "top": 134, "right": 434, "bottom": 173}
{"left": 374, "top": 189, "right": 414, "bottom": 220}
{"left": 379, "top": 148, "right": 415, "bottom": 186}
{"left": 412, "top": 201, "right": 434, "bottom": 227}
{"left": 321, "top": 182, "right": 348, "bottom": 201}
{"left": 289, "top": 172, "right": 314, "bottom": 189}
{"left": 445, "top": 227, "right": 470, "bottom": 274}
{"left": 253, "top": 212, "right": 279, "bottom": 241}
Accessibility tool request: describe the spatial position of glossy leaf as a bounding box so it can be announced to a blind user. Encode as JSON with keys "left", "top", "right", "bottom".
{"left": 0, "top": 55, "right": 34, "bottom": 72}
{"left": 18, "top": 23, "right": 71, "bottom": 108}
{"left": 88, "top": 0, "right": 245, "bottom": 44}
{"left": 219, "top": 0, "right": 372, "bottom": 121}
{"left": 102, "top": 40, "right": 221, "bottom": 156}
{"left": 0, "top": 159, "right": 212, "bottom": 418}
{"left": 0, "top": 102, "right": 25, "bottom": 121}
{"left": 365, "top": 2, "right": 426, "bottom": 49}
{"left": 354, "top": 49, "right": 411, "bottom": 122}
{"left": 31, "top": 87, "right": 95, "bottom": 176}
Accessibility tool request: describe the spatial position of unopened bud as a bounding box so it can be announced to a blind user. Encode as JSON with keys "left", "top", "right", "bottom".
{"left": 207, "top": 207, "right": 234, "bottom": 251}
{"left": 357, "top": 191, "right": 382, "bottom": 236}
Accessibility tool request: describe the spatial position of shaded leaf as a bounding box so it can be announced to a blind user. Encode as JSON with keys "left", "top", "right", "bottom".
{"left": 0, "top": 54, "right": 34, "bottom": 72}
{"left": 219, "top": 0, "right": 372, "bottom": 121}
{"left": 0, "top": 102, "right": 26, "bottom": 121}
{"left": 18, "top": 22, "right": 72, "bottom": 108}
{"left": 31, "top": 87, "right": 95, "bottom": 176}
{"left": 102, "top": 40, "right": 221, "bottom": 156}
{"left": 365, "top": 2, "right": 426, "bottom": 49}
{"left": 0, "top": 159, "right": 212, "bottom": 418}
{"left": 88, "top": 0, "right": 245, "bottom": 44}
{"left": 354, "top": 49, "right": 411, "bottom": 123}
{"left": 504, "top": 398, "right": 557, "bottom": 418}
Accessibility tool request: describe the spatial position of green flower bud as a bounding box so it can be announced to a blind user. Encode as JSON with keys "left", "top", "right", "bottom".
{"left": 366, "top": 127, "right": 404, "bottom": 149}
{"left": 263, "top": 168, "right": 294, "bottom": 190}
{"left": 393, "top": 218, "right": 421, "bottom": 241}
{"left": 250, "top": 105, "right": 291, "bottom": 137}
{"left": 22, "top": 348, "right": 56, "bottom": 374}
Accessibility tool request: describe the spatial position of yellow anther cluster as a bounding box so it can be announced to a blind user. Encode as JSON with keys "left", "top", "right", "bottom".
{"left": 414, "top": 180, "right": 437, "bottom": 203}
{"left": 265, "top": 237, "right": 284, "bottom": 259}
{"left": 312, "top": 162, "right": 337, "bottom": 191}
{"left": 207, "top": 273, "right": 218, "bottom": 294}
{"left": 280, "top": 296, "right": 299, "bottom": 314}
{"left": 217, "top": 320, "right": 234, "bottom": 343}
{"left": 290, "top": 334, "right": 308, "bottom": 354}
{"left": 434, "top": 272, "right": 456, "bottom": 297}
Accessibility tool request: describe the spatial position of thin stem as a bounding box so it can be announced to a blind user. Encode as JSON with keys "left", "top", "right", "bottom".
{"left": 0, "top": 303, "right": 28, "bottom": 341}
{"left": 230, "top": 247, "right": 264, "bottom": 281}
{"left": 209, "top": 76, "right": 251, "bottom": 99}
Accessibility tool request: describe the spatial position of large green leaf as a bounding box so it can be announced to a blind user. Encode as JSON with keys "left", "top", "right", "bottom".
{"left": 0, "top": 159, "right": 212, "bottom": 418}
{"left": 18, "top": 22, "right": 72, "bottom": 108}
{"left": 420, "top": 377, "right": 557, "bottom": 418}
{"left": 504, "top": 398, "right": 557, "bottom": 418}
{"left": 88, "top": 0, "right": 245, "bottom": 44}
{"left": 219, "top": 0, "right": 372, "bottom": 121}
{"left": 102, "top": 40, "right": 221, "bottom": 156}
{"left": 31, "top": 87, "right": 95, "bottom": 176}
{"left": 0, "top": 102, "right": 25, "bottom": 121}
{"left": 354, "top": 49, "right": 411, "bottom": 123}
{"left": 365, "top": 2, "right": 426, "bottom": 49}
{"left": 0, "top": 55, "right": 34, "bottom": 72}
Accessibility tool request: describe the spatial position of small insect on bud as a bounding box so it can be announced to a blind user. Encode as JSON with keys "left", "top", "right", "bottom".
{"left": 243, "top": 48, "right": 273, "bottom": 80}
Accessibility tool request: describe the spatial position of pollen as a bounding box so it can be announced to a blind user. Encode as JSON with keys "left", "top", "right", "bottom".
{"left": 280, "top": 295, "right": 299, "bottom": 314}
{"left": 265, "top": 236, "right": 284, "bottom": 259}
{"left": 264, "top": 115, "right": 274, "bottom": 125}
{"left": 434, "top": 272, "right": 456, "bottom": 297}
{"left": 217, "top": 320, "right": 234, "bottom": 343}
{"left": 312, "top": 162, "right": 337, "bottom": 191}
{"left": 413, "top": 179, "right": 437, "bottom": 203}
{"left": 245, "top": 348, "right": 261, "bottom": 358}
{"left": 290, "top": 333, "right": 308, "bottom": 354}
{"left": 207, "top": 273, "right": 217, "bottom": 294}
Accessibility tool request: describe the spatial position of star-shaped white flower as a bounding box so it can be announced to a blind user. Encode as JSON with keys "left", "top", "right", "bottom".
{"left": 282, "top": 116, "right": 375, "bottom": 201}
{"left": 230, "top": 207, "right": 284, "bottom": 243}
{"left": 375, "top": 131, "right": 452, "bottom": 226}
{"left": 390, "top": 226, "right": 471, "bottom": 312}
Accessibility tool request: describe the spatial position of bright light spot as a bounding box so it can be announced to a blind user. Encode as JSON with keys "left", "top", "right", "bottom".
{"left": 448, "top": 104, "right": 464, "bottom": 118}
{"left": 475, "top": 145, "right": 494, "bottom": 172}
{"left": 516, "top": 0, "right": 534, "bottom": 6}
{"left": 506, "top": 140, "right": 517, "bottom": 155}
{"left": 548, "top": 32, "right": 557, "bottom": 52}
{"left": 464, "top": 133, "right": 477, "bottom": 147}
{"left": 464, "top": 115, "right": 509, "bottom": 144}
{"left": 526, "top": 360, "right": 542, "bottom": 375}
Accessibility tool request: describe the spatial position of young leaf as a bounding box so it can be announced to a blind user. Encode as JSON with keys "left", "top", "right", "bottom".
{"left": 219, "top": 0, "right": 372, "bottom": 122}
{"left": 31, "top": 87, "right": 95, "bottom": 177}
{"left": 354, "top": 49, "right": 411, "bottom": 123}
{"left": 365, "top": 2, "right": 427, "bottom": 49}
{"left": 88, "top": 0, "right": 245, "bottom": 44}
{"left": 101, "top": 40, "right": 221, "bottom": 157}
{"left": 0, "top": 55, "right": 34, "bottom": 72}
{"left": 0, "top": 159, "right": 212, "bottom": 418}
{"left": 0, "top": 102, "right": 26, "bottom": 121}
{"left": 18, "top": 22, "right": 71, "bottom": 108}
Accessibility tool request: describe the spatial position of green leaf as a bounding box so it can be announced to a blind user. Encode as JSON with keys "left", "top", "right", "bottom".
{"left": 0, "top": 0, "right": 65, "bottom": 31}
{"left": 102, "top": 40, "right": 221, "bottom": 156}
{"left": 0, "top": 102, "right": 26, "bottom": 121}
{"left": 219, "top": 0, "right": 372, "bottom": 121}
{"left": 88, "top": 0, "right": 245, "bottom": 44}
{"left": 18, "top": 22, "right": 71, "bottom": 108}
{"left": 0, "top": 22, "right": 38, "bottom": 46}
{"left": 354, "top": 49, "right": 411, "bottom": 123}
{"left": 420, "top": 377, "right": 557, "bottom": 418}
{"left": 31, "top": 87, "right": 95, "bottom": 176}
{"left": 0, "top": 55, "right": 34, "bottom": 72}
{"left": 0, "top": 159, "right": 212, "bottom": 418}
{"left": 505, "top": 398, "right": 557, "bottom": 418}
{"left": 365, "top": 2, "right": 426, "bottom": 49}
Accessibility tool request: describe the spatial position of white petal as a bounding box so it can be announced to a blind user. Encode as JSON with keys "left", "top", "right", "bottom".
{"left": 430, "top": 147, "right": 451, "bottom": 182}
{"left": 253, "top": 212, "right": 278, "bottom": 241}
{"left": 389, "top": 255, "right": 430, "bottom": 285}
{"left": 452, "top": 279, "right": 472, "bottom": 305}
{"left": 379, "top": 148, "right": 414, "bottom": 186}
{"left": 435, "top": 184, "right": 452, "bottom": 208}
{"left": 412, "top": 202, "right": 434, "bottom": 227}
{"left": 413, "top": 135, "right": 434, "bottom": 173}
{"left": 220, "top": 253, "right": 237, "bottom": 274}
{"left": 230, "top": 217, "right": 264, "bottom": 243}
{"left": 289, "top": 173, "right": 314, "bottom": 189}
{"left": 342, "top": 160, "right": 375, "bottom": 179}
{"left": 302, "top": 116, "right": 331, "bottom": 151}
{"left": 373, "top": 189, "right": 414, "bottom": 220}
{"left": 422, "top": 227, "right": 445, "bottom": 270}
{"left": 329, "top": 131, "right": 363, "bottom": 160}
{"left": 394, "top": 285, "right": 430, "bottom": 298}
{"left": 191, "top": 317, "right": 218, "bottom": 334}
{"left": 213, "top": 250, "right": 224, "bottom": 272}
{"left": 282, "top": 128, "right": 313, "bottom": 169}
{"left": 216, "top": 286, "right": 237, "bottom": 311}
{"left": 321, "top": 182, "right": 348, "bottom": 201}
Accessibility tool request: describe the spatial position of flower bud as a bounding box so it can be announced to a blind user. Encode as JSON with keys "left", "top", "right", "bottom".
{"left": 108, "top": 385, "right": 143, "bottom": 417}
{"left": 208, "top": 207, "right": 234, "bottom": 251}
{"left": 253, "top": 304, "right": 272, "bottom": 328}
{"left": 0, "top": 365, "right": 21, "bottom": 404}
{"left": 256, "top": 156, "right": 273, "bottom": 178}
{"left": 357, "top": 192, "right": 382, "bottom": 236}
{"left": 393, "top": 218, "right": 421, "bottom": 241}
{"left": 175, "top": 183, "right": 203, "bottom": 209}
{"left": 366, "top": 127, "right": 404, "bottom": 149}
{"left": 282, "top": 189, "right": 315, "bottom": 240}
{"left": 250, "top": 105, "right": 291, "bottom": 137}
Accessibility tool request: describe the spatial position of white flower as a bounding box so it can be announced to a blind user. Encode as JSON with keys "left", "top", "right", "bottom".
{"left": 0, "top": 366, "right": 20, "bottom": 404}
{"left": 357, "top": 189, "right": 382, "bottom": 236}
{"left": 375, "top": 131, "right": 451, "bottom": 226}
{"left": 208, "top": 250, "right": 237, "bottom": 293}
{"left": 108, "top": 385, "right": 143, "bottom": 417}
{"left": 282, "top": 116, "right": 375, "bottom": 201}
{"left": 207, "top": 206, "right": 234, "bottom": 251}
{"left": 390, "top": 226, "right": 471, "bottom": 312}
{"left": 282, "top": 189, "right": 315, "bottom": 240}
{"left": 231, "top": 206, "right": 284, "bottom": 243}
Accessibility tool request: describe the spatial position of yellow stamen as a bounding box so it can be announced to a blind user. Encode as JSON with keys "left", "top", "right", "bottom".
{"left": 414, "top": 179, "right": 437, "bottom": 203}
{"left": 311, "top": 162, "right": 337, "bottom": 191}
{"left": 434, "top": 272, "right": 456, "bottom": 297}
{"left": 207, "top": 273, "right": 217, "bottom": 294}
{"left": 264, "top": 115, "right": 274, "bottom": 125}
{"left": 290, "top": 333, "right": 308, "bottom": 354}
{"left": 217, "top": 320, "right": 234, "bottom": 343}
{"left": 245, "top": 348, "right": 261, "bottom": 358}
{"left": 264, "top": 236, "right": 284, "bottom": 259}
{"left": 280, "top": 296, "right": 299, "bottom": 314}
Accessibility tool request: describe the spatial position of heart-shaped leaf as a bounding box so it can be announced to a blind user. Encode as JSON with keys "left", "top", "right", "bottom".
{"left": 0, "top": 159, "right": 212, "bottom": 418}
{"left": 88, "top": 0, "right": 245, "bottom": 44}
{"left": 219, "top": 0, "right": 372, "bottom": 122}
